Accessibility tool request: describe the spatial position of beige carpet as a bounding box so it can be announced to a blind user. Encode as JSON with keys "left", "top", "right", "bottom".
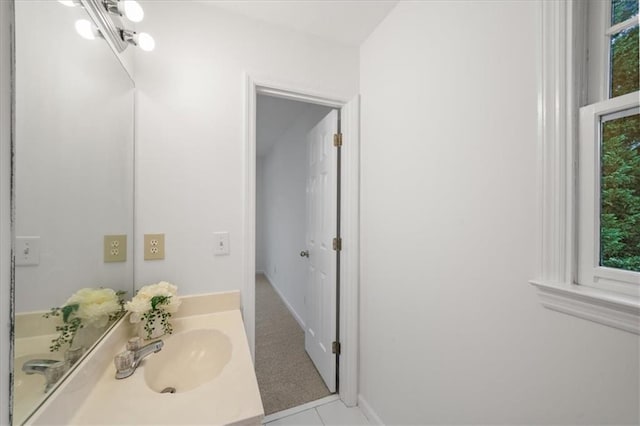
{"left": 255, "top": 273, "right": 331, "bottom": 415}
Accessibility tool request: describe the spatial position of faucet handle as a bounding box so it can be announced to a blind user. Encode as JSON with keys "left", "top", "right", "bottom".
{"left": 114, "top": 350, "right": 134, "bottom": 371}
{"left": 126, "top": 337, "right": 143, "bottom": 352}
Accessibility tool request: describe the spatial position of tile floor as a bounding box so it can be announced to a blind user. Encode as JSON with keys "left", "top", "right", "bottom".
{"left": 264, "top": 399, "right": 370, "bottom": 426}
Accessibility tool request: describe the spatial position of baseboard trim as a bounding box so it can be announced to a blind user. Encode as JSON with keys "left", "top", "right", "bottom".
{"left": 358, "top": 395, "right": 384, "bottom": 426}
{"left": 263, "top": 394, "right": 339, "bottom": 424}
{"left": 262, "top": 272, "right": 306, "bottom": 330}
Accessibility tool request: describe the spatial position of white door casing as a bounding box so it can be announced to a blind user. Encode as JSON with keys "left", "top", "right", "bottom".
{"left": 304, "top": 109, "right": 338, "bottom": 392}
{"left": 337, "top": 95, "right": 359, "bottom": 405}
{"left": 244, "top": 74, "right": 359, "bottom": 406}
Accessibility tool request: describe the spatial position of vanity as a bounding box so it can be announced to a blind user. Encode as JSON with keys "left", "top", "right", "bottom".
{"left": 26, "top": 291, "right": 264, "bottom": 425}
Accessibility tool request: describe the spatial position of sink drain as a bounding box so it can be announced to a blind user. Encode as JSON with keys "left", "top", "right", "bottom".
{"left": 160, "top": 387, "right": 176, "bottom": 394}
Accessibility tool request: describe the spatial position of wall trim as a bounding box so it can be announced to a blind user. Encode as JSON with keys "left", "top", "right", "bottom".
{"left": 262, "top": 272, "right": 306, "bottom": 330}
{"left": 338, "top": 94, "right": 360, "bottom": 407}
{"left": 531, "top": 280, "right": 639, "bottom": 334}
{"left": 357, "top": 395, "right": 384, "bottom": 426}
{"left": 0, "top": 1, "right": 14, "bottom": 423}
{"left": 534, "top": 0, "right": 577, "bottom": 286}
{"left": 243, "top": 73, "right": 359, "bottom": 407}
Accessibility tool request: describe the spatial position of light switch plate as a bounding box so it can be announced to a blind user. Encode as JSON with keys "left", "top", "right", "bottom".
{"left": 213, "top": 232, "right": 230, "bottom": 256}
{"left": 104, "top": 235, "right": 127, "bottom": 262}
{"left": 15, "top": 236, "right": 40, "bottom": 266}
{"left": 144, "top": 233, "right": 165, "bottom": 260}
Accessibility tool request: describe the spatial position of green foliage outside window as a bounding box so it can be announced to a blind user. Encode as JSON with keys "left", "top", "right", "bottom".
{"left": 601, "top": 114, "right": 640, "bottom": 272}
{"left": 610, "top": 25, "right": 639, "bottom": 98}
{"left": 600, "top": 1, "right": 639, "bottom": 273}
{"left": 611, "top": 0, "right": 638, "bottom": 25}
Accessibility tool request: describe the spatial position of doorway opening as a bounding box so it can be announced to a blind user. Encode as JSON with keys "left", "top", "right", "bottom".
{"left": 244, "top": 76, "right": 360, "bottom": 411}
{"left": 255, "top": 94, "right": 339, "bottom": 415}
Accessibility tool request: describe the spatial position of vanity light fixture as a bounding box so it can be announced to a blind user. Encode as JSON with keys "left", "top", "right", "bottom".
{"left": 120, "top": 29, "right": 155, "bottom": 51}
{"left": 75, "top": 19, "right": 102, "bottom": 40}
{"left": 78, "top": 0, "right": 155, "bottom": 53}
{"left": 103, "top": 0, "right": 144, "bottom": 23}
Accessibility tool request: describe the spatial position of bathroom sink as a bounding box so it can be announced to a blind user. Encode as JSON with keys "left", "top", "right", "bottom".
{"left": 143, "top": 329, "right": 232, "bottom": 394}
{"left": 31, "top": 293, "right": 264, "bottom": 425}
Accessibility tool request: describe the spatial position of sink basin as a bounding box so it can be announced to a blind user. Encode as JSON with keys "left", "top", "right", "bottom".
{"left": 143, "top": 329, "right": 232, "bottom": 394}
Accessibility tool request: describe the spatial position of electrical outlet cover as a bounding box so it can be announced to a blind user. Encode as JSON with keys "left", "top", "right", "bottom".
{"left": 144, "top": 233, "right": 165, "bottom": 260}
{"left": 104, "top": 235, "right": 127, "bottom": 262}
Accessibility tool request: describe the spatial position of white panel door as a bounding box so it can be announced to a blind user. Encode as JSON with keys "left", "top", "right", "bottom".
{"left": 304, "top": 109, "right": 338, "bottom": 392}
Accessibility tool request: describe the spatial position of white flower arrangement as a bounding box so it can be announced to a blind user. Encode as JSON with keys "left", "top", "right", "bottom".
{"left": 125, "top": 281, "right": 181, "bottom": 339}
{"left": 66, "top": 287, "right": 123, "bottom": 327}
{"left": 44, "top": 287, "right": 125, "bottom": 351}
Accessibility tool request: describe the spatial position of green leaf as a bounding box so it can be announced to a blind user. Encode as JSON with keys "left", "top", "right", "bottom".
{"left": 150, "top": 295, "right": 170, "bottom": 311}
{"left": 61, "top": 304, "right": 80, "bottom": 323}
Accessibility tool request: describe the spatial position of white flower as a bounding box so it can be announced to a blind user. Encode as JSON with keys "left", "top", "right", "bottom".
{"left": 65, "top": 287, "right": 121, "bottom": 327}
{"left": 126, "top": 281, "right": 181, "bottom": 323}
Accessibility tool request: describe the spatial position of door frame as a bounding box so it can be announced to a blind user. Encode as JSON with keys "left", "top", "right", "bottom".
{"left": 243, "top": 74, "right": 360, "bottom": 407}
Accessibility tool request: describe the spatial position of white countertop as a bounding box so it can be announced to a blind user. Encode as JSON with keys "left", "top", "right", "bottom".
{"left": 27, "top": 291, "right": 264, "bottom": 426}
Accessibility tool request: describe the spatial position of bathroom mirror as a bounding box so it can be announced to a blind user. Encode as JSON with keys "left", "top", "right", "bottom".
{"left": 12, "top": 0, "right": 135, "bottom": 423}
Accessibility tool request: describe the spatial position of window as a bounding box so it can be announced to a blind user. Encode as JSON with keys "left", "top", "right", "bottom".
{"left": 530, "top": 0, "right": 639, "bottom": 334}
{"left": 578, "top": 0, "right": 640, "bottom": 297}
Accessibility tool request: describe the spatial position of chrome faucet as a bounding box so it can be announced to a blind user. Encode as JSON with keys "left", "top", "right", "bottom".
{"left": 22, "top": 359, "right": 67, "bottom": 392}
{"left": 114, "top": 339, "right": 163, "bottom": 379}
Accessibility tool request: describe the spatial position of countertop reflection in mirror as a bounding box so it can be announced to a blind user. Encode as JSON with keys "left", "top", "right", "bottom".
{"left": 13, "top": 0, "right": 135, "bottom": 423}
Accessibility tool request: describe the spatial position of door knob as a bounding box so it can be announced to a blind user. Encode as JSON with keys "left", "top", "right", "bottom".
{"left": 300, "top": 250, "right": 309, "bottom": 258}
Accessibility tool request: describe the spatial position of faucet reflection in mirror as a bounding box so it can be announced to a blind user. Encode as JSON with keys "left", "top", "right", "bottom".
{"left": 18, "top": 288, "right": 126, "bottom": 398}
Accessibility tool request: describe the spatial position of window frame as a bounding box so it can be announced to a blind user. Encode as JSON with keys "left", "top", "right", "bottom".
{"left": 586, "top": 1, "right": 639, "bottom": 101}
{"left": 530, "top": 0, "right": 639, "bottom": 334}
{"left": 578, "top": 95, "right": 640, "bottom": 296}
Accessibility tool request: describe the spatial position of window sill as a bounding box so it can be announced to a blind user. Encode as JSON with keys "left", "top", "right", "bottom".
{"left": 529, "top": 280, "right": 640, "bottom": 334}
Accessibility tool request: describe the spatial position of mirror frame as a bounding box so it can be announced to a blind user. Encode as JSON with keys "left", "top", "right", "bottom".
{"left": 2, "top": 2, "right": 16, "bottom": 425}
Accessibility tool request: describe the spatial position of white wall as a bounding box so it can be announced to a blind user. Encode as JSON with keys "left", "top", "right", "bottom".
{"left": 358, "top": 1, "right": 639, "bottom": 425}
{"left": 14, "top": 1, "right": 134, "bottom": 312}
{"left": 1, "top": 1, "right": 13, "bottom": 423}
{"left": 133, "top": 2, "right": 358, "bottom": 300}
{"left": 257, "top": 97, "right": 331, "bottom": 326}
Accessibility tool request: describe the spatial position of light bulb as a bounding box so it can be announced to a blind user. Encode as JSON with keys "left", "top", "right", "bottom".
{"left": 75, "top": 19, "right": 98, "bottom": 40}
{"left": 137, "top": 32, "right": 155, "bottom": 51}
{"left": 58, "top": 1, "right": 77, "bottom": 6}
{"left": 122, "top": 0, "right": 144, "bottom": 22}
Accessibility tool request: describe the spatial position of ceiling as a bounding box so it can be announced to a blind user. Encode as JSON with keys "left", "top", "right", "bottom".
{"left": 256, "top": 95, "right": 331, "bottom": 157}
{"left": 203, "top": 1, "right": 399, "bottom": 46}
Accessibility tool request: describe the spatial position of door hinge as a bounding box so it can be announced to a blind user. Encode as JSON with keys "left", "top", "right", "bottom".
{"left": 332, "top": 237, "right": 342, "bottom": 251}
{"left": 332, "top": 341, "right": 341, "bottom": 355}
{"left": 333, "top": 133, "right": 343, "bottom": 147}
